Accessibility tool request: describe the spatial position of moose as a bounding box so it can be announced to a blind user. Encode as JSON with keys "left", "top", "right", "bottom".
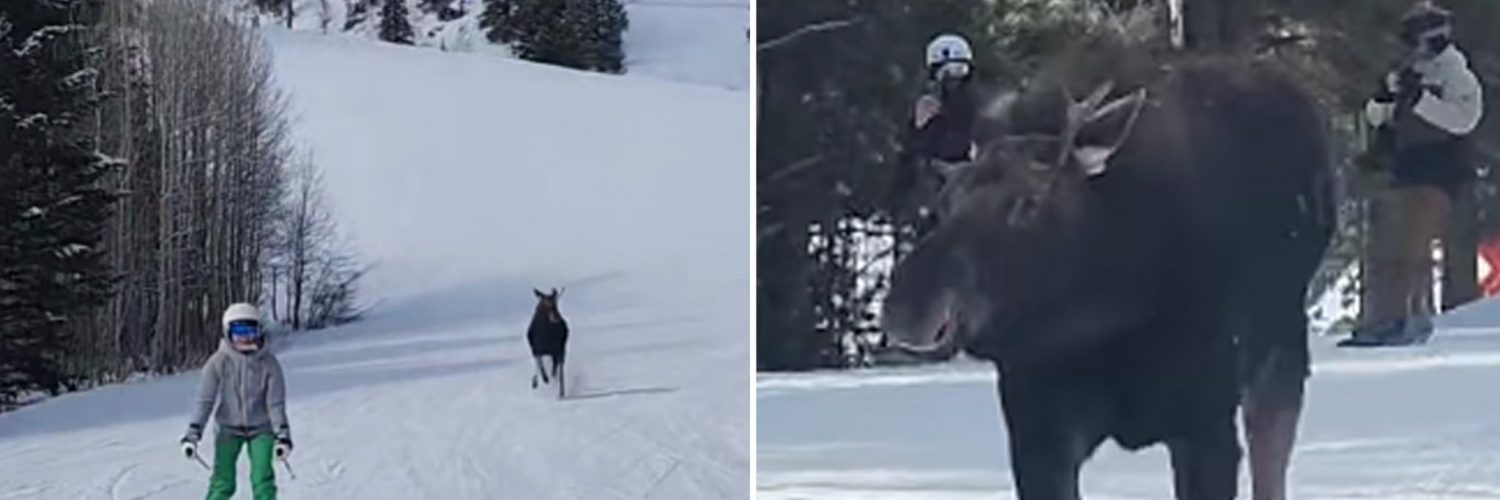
{"left": 882, "top": 40, "right": 1334, "bottom": 500}
{"left": 528, "top": 287, "right": 570, "bottom": 398}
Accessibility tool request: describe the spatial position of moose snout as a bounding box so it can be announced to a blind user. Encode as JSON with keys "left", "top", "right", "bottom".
{"left": 881, "top": 292, "right": 961, "bottom": 358}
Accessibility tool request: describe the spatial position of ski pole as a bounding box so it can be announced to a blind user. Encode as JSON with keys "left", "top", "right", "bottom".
{"left": 193, "top": 453, "right": 211, "bottom": 471}
{"left": 280, "top": 457, "right": 298, "bottom": 481}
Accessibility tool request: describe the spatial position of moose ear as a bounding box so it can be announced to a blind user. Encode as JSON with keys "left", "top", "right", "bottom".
{"left": 1072, "top": 89, "right": 1146, "bottom": 178}
{"left": 534, "top": 288, "right": 545, "bottom": 298}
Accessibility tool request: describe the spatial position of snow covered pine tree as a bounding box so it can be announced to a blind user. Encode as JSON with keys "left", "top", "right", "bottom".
{"left": 379, "top": 0, "right": 415, "bottom": 45}
{"left": 0, "top": 0, "right": 119, "bottom": 405}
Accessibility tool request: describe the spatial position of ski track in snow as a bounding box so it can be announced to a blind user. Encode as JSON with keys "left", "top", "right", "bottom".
{"left": 0, "top": 15, "right": 748, "bottom": 500}
{"left": 759, "top": 314, "right": 1500, "bottom": 499}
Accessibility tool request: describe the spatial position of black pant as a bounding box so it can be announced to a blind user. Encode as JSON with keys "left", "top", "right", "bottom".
{"left": 1392, "top": 141, "right": 1472, "bottom": 199}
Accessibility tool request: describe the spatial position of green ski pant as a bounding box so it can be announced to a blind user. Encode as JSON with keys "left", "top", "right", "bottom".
{"left": 207, "top": 433, "right": 276, "bottom": 500}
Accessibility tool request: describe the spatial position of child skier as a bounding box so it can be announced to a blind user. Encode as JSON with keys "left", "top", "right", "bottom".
{"left": 180, "top": 303, "right": 293, "bottom": 500}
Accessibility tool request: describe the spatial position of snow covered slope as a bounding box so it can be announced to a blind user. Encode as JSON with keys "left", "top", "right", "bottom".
{"left": 622, "top": 1, "right": 750, "bottom": 90}
{"left": 277, "top": 0, "right": 749, "bottom": 90}
{"left": 0, "top": 25, "right": 748, "bottom": 500}
{"left": 759, "top": 307, "right": 1500, "bottom": 499}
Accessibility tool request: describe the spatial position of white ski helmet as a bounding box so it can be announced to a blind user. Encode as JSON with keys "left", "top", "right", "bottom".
{"left": 925, "top": 33, "right": 974, "bottom": 69}
{"left": 222, "top": 303, "right": 262, "bottom": 335}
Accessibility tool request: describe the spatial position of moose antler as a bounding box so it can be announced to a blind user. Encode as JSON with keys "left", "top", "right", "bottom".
{"left": 1086, "top": 88, "right": 1147, "bottom": 170}
{"left": 1055, "top": 80, "right": 1115, "bottom": 168}
{"left": 1055, "top": 79, "right": 1148, "bottom": 176}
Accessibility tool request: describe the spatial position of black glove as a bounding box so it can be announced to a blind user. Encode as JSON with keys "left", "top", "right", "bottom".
{"left": 274, "top": 437, "right": 293, "bottom": 459}
{"left": 180, "top": 423, "right": 202, "bottom": 459}
{"left": 1396, "top": 68, "right": 1424, "bottom": 107}
{"left": 1372, "top": 75, "right": 1397, "bottom": 103}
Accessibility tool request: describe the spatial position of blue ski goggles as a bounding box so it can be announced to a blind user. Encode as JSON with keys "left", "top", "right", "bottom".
{"left": 227, "top": 320, "right": 262, "bottom": 340}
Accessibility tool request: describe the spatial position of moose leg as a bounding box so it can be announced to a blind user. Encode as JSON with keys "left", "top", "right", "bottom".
{"left": 533, "top": 356, "right": 550, "bottom": 385}
{"left": 998, "top": 373, "right": 1102, "bottom": 500}
{"left": 1166, "top": 417, "right": 1240, "bottom": 500}
{"left": 1167, "top": 355, "right": 1241, "bottom": 500}
{"left": 1244, "top": 310, "right": 1310, "bottom": 500}
{"left": 1239, "top": 282, "right": 1313, "bottom": 500}
{"left": 550, "top": 353, "right": 566, "bottom": 398}
{"left": 1245, "top": 388, "right": 1302, "bottom": 500}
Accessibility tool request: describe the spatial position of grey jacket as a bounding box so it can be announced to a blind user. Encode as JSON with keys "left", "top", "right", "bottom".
{"left": 183, "top": 340, "right": 291, "bottom": 442}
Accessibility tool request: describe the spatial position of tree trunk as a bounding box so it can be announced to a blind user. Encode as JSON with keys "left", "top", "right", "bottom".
{"left": 1182, "top": 0, "right": 1260, "bottom": 52}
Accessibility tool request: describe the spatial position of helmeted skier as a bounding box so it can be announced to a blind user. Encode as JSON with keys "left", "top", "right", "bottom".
{"left": 1343, "top": 1, "right": 1483, "bottom": 347}
{"left": 893, "top": 33, "right": 985, "bottom": 230}
{"left": 180, "top": 303, "right": 293, "bottom": 500}
{"left": 909, "top": 33, "right": 980, "bottom": 167}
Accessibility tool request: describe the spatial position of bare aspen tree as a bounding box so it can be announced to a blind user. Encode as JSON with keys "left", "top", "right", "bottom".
{"left": 70, "top": 0, "right": 298, "bottom": 380}
{"left": 271, "top": 153, "right": 364, "bottom": 330}
{"left": 283, "top": 154, "right": 325, "bottom": 330}
{"left": 32, "top": 0, "right": 360, "bottom": 393}
{"left": 78, "top": 0, "right": 155, "bottom": 382}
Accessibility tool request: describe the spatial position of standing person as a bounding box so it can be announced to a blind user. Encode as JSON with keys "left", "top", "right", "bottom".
{"left": 909, "top": 33, "right": 980, "bottom": 168}
{"left": 1343, "top": 1, "right": 1484, "bottom": 347}
{"left": 180, "top": 303, "right": 294, "bottom": 500}
{"left": 893, "top": 33, "right": 984, "bottom": 232}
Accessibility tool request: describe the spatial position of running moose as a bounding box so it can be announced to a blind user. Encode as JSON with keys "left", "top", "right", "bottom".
{"left": 528, "top": 288, "right": 570, "bottom": 398}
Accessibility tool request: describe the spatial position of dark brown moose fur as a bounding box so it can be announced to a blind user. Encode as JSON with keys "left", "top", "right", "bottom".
{"left": 883, "top": 38, "right": 1334, "bottom": 500}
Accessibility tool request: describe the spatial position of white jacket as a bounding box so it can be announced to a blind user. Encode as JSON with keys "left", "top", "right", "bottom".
{"left": 1365, "top": 44, "right": 1484, "bottom": 136}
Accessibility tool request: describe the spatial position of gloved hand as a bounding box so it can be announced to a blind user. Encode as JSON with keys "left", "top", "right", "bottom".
{"left": 1372, "top": 73, "right": 1398, "bottom": 103}
{"left": 274, "top": 437, "right": 293, "bottom": 459}
{"left": 180, "top": 437, "right": 198, "bottom": 459}
{"left": 914, "top": 95, "right": 941, "bottom": 128}
{"left": 1396, "top": 68, "right": 1424, "bottom": 107}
